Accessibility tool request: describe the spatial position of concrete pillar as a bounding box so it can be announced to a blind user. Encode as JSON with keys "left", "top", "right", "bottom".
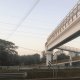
{"left": 70, "top": 55, "right": 72, "bottom": 66}
{"left": 69, "top": 51, "right": 72, "bottom": 66}
{"left": 45, "top": 51, "right": 53, "bottom": 66}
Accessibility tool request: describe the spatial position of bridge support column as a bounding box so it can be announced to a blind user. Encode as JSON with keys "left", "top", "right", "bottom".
{"left": 70, "top": 56, "right": 72, "bottom": 66}
{"left": 45, "top": 51, "right": 53, "bottom": 66}
{"left": 69, "top": 52, "right": 73, "bottom": 66}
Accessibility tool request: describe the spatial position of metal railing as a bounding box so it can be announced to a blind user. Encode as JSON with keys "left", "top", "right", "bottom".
{"left": 47, "top": 1, "right": 80, "bottom": 47}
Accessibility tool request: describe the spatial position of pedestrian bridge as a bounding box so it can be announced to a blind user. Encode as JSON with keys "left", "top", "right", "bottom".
{"left": 45, "top": 1, "right": 80, "bottom": 51}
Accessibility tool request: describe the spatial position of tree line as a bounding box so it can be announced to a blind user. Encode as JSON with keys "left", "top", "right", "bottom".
{"left": 0, "top": 39, "right": 44, "bottom": 66}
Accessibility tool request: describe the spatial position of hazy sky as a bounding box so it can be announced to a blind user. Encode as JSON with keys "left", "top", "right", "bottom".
{"left": 0, "top": 0, "right": 79, "bottom": 55}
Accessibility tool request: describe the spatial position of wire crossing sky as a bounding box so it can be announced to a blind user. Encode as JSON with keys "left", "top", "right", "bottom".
{"left": 6, "top": 0, "right": 40, "bottom": 39}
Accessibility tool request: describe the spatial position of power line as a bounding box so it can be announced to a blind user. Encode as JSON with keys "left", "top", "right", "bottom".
{"left": 0, "top": 31, "right": 46, "bottom": 40}
{"left": 6, "top": 0, "right": 40, "bottom": 39}
{"left": 0, "top": 21, "right": 16, "bottom": 26}
{"left": 0, "top": 26, "right": 47, "bottom": 39}
{"left": 0, "top": 21, "right": 52, "bottom": 31}
{"left": 0, "top": 39, "right": 42, "bottom": 52}
{"left": 19, "top": 46, "right": 42, "bottom": 52}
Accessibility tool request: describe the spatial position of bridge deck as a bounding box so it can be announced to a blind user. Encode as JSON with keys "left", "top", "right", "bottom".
{"left": 46, "top": 1, "right": 80, "bottom": 50}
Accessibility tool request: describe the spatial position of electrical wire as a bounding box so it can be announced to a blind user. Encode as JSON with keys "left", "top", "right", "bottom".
{"left": 0, "top": 21, "right": 16, "bottom": 26}
{"left": 0, "top": 37, "right": 42, "bottom": 52}
{"left": 0, "top": 21, "right": 50, "bottom": 32}
{"left": 19, "top": 46, "right": 42, "bottom": 52}
{"left": 6, "top": 0, "right": 40, "bottom": 39}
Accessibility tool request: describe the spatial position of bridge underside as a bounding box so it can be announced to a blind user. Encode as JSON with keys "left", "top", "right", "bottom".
{"left": 49, "top": 30, "right": 80, "bottom": 51}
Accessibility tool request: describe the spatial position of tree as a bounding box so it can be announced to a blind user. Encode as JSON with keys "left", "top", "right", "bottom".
{"left": 41, "top": 51, "right": 46, "bottom": 63}
{"left": 0, "top": 39, "right": 18, "bottom": 66}
{"left": 33, "top": 54, "right": 40, "bottom": 64}
{"left": 19, "top": 53, "right": 40, "bottom": 65}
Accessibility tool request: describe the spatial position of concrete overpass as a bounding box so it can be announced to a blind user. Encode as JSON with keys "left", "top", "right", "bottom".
{"left": 45, "top": 1, "right": 80, "bottom": 51}
{"left": 45, "top": 1, "right": 80, "bottom": 65}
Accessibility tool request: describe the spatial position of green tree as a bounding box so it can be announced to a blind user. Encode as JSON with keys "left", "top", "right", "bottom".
{"left": 0, "top": 39, "right": 18, "bottom": 66}
{"left": 19, "top": 53, "right": 40, "bottom": 65}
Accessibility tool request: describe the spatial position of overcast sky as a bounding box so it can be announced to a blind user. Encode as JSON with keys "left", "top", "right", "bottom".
{"left": 0, "top": 0, "right": 79, "bottom": 55}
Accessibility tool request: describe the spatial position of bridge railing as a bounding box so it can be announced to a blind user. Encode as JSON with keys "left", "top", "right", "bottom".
{"left": 46, "top": 1, "right": 80, "bottom": 47}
